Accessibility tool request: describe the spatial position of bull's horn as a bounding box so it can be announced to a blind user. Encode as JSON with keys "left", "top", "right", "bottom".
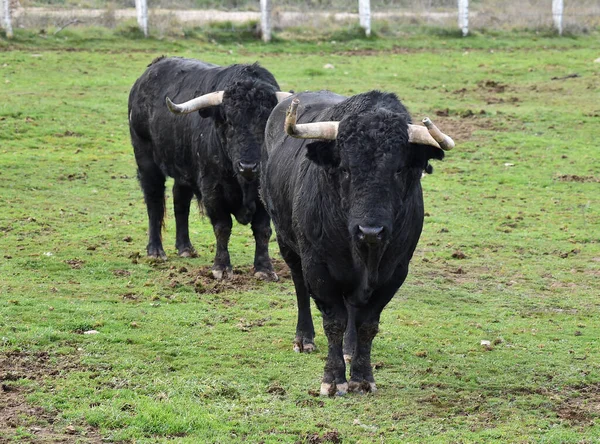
{"left": 276, "top": 91, "right": 293, "bottom": 102}
{"left": 284, "top": 98, "right": 339, "bottom": 140}
{"left": 166, "top": 91, "right": 225, "bottom": 115}
{"left": 408, "top": 118, "right": 455, "bottom": 151}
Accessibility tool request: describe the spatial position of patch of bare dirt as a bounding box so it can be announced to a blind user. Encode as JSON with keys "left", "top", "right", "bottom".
{"left": 477, "top": 79, "right": 508, "bottom": 94}
{"left": 298, "top": 430, "right": 341, "bottom": 444}
{"left": 428, "top": 115, "right": 505, "bottom": 143}
{"left": 159, "top": 258, "right": 290, "bottom": 296}
{"left": 0, "top": 351, "right": 102, "bottom": 443}
{"left": 556, "top": 384, "right": 600, "bottom": 426}
{"left": 65, "top": 259, "right": 84, "bottom": 269}
{"left": 556, "top": 174, "right": 600, "bottom": 183}
{"left": 331, "top": 46, "right": 424, "bottom": 57}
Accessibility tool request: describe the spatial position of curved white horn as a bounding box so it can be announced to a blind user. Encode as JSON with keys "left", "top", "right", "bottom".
{"left": 276, "top": 91, "right": 293, "bottom": 103}
{"left": 166, "top": 91, "right": 224, "bottom": 115}
{"left": 284, "top": 98, "right": 339, "bottom": 140}
{"left": 408, "top": 117, "right": 455, "bottom": 151}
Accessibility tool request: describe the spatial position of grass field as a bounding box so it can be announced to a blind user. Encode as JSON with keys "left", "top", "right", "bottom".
{"left": 1, "top": 27, "right": 600, "bottom": 443}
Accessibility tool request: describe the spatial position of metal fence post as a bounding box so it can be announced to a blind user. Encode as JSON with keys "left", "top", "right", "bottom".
{"left": 260, "top": 0, "right": 272, "bottom": 42}
{"left": 3, "top": 0, "right": 13, "bottom": 38}
{"left": 135, "top": 0, "right": 148, "bottom": 37}
{"left": 552, "top": 0, "right": 564, "bottom": 35}
{"left": 359, "top": 0, "right": 371, "bottom": 37}
{"left": 458, "top": 0, "right": 468, "bottom": 36}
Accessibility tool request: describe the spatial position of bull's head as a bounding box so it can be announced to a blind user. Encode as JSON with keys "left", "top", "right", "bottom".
{"left": 166, "top": 87, "right": 292, "bottom": 184}
{"left": 284, "top": 97, "right": 454, "bottom": 268}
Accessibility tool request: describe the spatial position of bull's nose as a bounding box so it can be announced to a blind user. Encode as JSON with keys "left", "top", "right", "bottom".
{"left": 238, "top": 161, "right": 259, "bottom": 180}
{"left": 357, "top": 225, "right": 384, "bottom": 244}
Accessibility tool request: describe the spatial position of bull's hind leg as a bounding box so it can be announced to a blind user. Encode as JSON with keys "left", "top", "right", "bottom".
{"left": 251, "top": 205, "right": 278, "bottom": 281}
{"left": 173, "top": 182, "right": 196, "bottom": 257}
{"left": 278, "top": 240, "right": 315, "bottom": 353}
{"left": 135, "top": 155, "right": 167, "bottom": 260}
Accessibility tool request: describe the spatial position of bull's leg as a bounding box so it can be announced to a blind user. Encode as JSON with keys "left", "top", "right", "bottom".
{"left": 278, "top": 240, "right": 315, "bottom": 352}
{"left": 136, "top": 159, "right": 167, "bottom": 260}
{"left": 349, "top": 266, "right": 409, "bottom": 393}
{"left": 348, "top": 313, "right": 380, "bottom": 394}
{"left": 305, "top": 261, "right": 348, "bottom": 395}
{"left": 343, "top": 303, "right": 357, "bottom": 364}
{"left": 173, "top": 182, "right": 196, "bottom": 257}
{"left": 204, "top": 199, "right": 233, "bottom": 279}
{"left": 317, "top": 300, "right": 348, "bottom": 396}
{"left": 251, "top": 204, "right": 278, "bottom": 281}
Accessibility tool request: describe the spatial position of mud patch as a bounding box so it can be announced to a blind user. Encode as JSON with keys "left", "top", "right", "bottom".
{"left": 555, "top": 174, "right": 600, "bottom": 183}
{"left": 65, "top": 259, "right": 85, "bottom": 269}
{"left": 556, "top": 384, "right": 600, "bottom": 425}
{"left": 0, "top": 351, "right": 102, "bottom": 443}
{"left": 429, "top": 115, "right": 504, "bottom": 143}
{"left": 299, "top": 430, "right": 341, "bottom": 444}
{"left": 477, "top": 80, "right": 508, "bottom": 94}
{"left": 162, "top": 258, "right": 290, "bottom": 295}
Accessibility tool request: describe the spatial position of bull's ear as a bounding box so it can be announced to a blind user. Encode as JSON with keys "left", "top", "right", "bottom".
{"left": 306, "top": 141, "right": 340, "bottom": 169}
{"left": 409, "top": 144, "right": 444, "bottom": 171}
{"left": 198, "top": 106, "right": 224, "bottom": 121}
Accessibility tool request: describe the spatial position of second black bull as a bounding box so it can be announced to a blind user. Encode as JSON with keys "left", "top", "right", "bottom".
{"left": 128, "top": 57, "right": 291, "bottom": 280}
{"left": 261, "top": 91, "right": 454, "bottom": 395}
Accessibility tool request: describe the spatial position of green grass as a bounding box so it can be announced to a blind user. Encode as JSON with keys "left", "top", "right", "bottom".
{"left": 1, "top": 28, "right": 600, "bottom": 442}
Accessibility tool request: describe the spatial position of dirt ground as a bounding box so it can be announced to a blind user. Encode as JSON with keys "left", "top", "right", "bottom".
{"left": 0, "top": 351, "right": 102, "bottom": 443}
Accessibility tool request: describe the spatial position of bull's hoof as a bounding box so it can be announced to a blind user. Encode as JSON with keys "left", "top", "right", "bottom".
{"left": 348, "top": 380, "right": 377, "bottom": 394}
{"left": 178, "top": 248, "right": 197, "bottom": 258}
{"left": 320, "top": 382, "right": 348, "bottom": 397}
{"left": 254, "top": 270, "right": 279, "bottom": 282}
{"left": 344, "top": 354, "right": 352, "bottom": 364}
{"left": 147, "top": 247, "right": 167, "bottom": 261}
{"left": 293, "top": 338, "right": 315, "bottom": 353}
{"left": 212, "top": 266, "right": 232, "bottom": 280}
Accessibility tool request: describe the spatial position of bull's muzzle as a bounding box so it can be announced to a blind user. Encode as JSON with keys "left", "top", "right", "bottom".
{"left": 356, "top": 225, "right": 385, "bottom": 245}
{"left": 238, "top": 161, "right": 259, "bottom": 181}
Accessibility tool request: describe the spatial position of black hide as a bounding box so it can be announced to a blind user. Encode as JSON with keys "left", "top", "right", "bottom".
{"left": 129, "top": 57, "right": 279, "bottom": 279}
{"left": 261, "top": 90, "right": 445, "bottom": 394}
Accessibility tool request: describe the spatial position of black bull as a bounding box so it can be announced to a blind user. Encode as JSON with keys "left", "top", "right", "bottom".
{"left": 261, "top": 90, "right": 447, "bottom": 395}
{"left": 128, "top": 57, "right": 282, "bottom": 280}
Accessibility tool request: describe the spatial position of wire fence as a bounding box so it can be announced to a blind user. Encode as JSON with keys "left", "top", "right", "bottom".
{"left": 3, "top": 0, "right": 600, "bottom": 38}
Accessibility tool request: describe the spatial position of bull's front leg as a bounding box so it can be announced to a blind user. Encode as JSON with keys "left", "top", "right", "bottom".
{"left": 349, "top": 266, "right": 409, "bottom": 393}
{"left": 204, "top": 195, "right": 233, "bottom": 280}
{"left": 136, "top": 159, "right": 167, "bottom": 260}
{"left": 343, "top": 303, "right": 357, "bottom": 364}
{"left": 315, "top": 300, "right": 348, "bottom": 396}
{"left": 348, "top": 314, "right": 379, "bottom": 393}
{"left": 251, "top": 204, "right": 278, "bottom": 281}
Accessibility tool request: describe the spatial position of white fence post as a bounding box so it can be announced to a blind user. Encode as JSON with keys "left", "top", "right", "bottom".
{"left": 358, "top": 0, "right": 371, "bottom": 37}
{"left": 458, "top": 0, "right": 468, "bottom": 37}
{"left": 3, "top": 0, "right": 13, "bottom": 39}
{"left": 552, "top": 0, "right": 564, "bottom": 35}
{"left": 135, "top": 0, "right": 148, "bottom": 37}
{"left": 260, "top": 0, "right": 272, "bottom": 43}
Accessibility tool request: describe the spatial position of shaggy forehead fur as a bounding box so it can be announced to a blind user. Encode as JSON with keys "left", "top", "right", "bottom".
{"left": 337, "top": 110, "right": 410, "bottom": 169}
{"left": 222, "top": 78, "right": 278, "bottom": 124}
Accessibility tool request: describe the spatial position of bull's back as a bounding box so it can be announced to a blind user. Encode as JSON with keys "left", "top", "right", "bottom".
{"left": 128, "top": 58, "right": 221, "bottom": 140}
{"left": 263, "top": 92, "right": 346, "bottom": 249}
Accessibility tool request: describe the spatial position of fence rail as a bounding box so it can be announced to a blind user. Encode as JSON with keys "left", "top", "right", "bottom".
{"left": 3, "top": 0, "right": 600, "bottom": 39}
